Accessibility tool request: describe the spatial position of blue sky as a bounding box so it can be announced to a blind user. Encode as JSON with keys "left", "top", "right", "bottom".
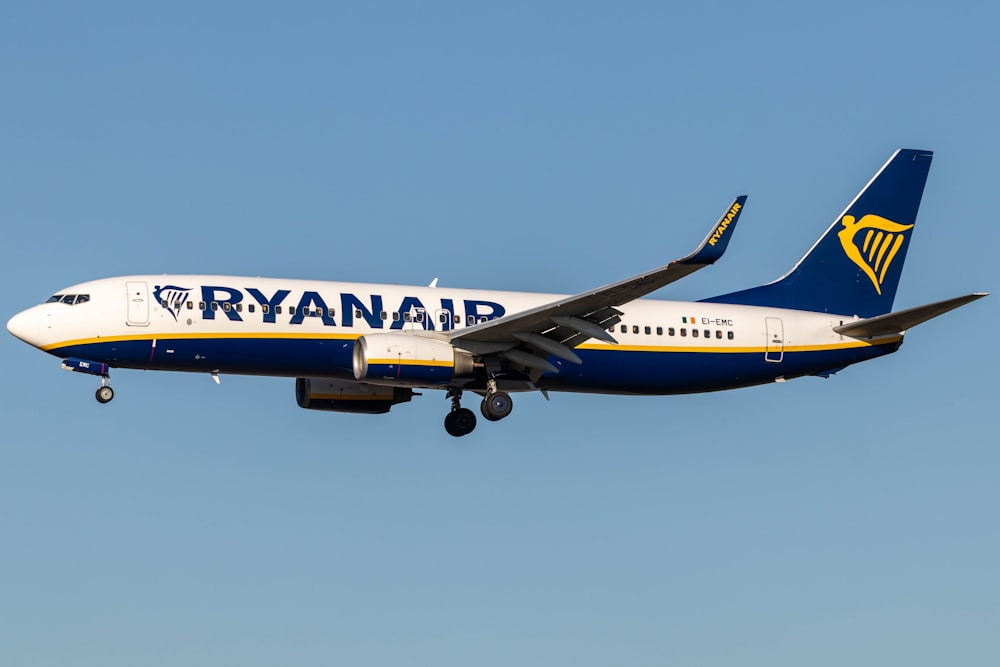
{"left": 2, "top": 2, "right": 997, "bottom": 665}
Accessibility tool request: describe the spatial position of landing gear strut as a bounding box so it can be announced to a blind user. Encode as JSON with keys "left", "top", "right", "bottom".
{"left": 480, "top": 377, "right": 513, "bottom": 421}
{"left": 95, "top": 375, "right": 114, "bottom": 404}
{"left": 444, "top": 388, "right": 477, "bottom": 437}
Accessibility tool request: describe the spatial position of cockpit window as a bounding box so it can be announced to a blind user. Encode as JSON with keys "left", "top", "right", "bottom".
{"left": 47, "top": 294, "right": 90, "bottom": 305}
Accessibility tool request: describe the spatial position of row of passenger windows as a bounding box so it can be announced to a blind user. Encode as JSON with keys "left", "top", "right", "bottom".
{"left": 159, "top": 299, "right": 732, "bottom": 338}
{"left": 47, "top": 294, "right": 90, "bottom": 305}
{"left": 614, "top": 323, "right": 735, "bottom": 340}
{"left": 160, "top": 300, "right": 492, "bottom": 325}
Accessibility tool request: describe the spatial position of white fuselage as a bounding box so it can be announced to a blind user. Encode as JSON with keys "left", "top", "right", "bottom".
{"left": 7, "top": 275, "right": 899, "bottom": 396}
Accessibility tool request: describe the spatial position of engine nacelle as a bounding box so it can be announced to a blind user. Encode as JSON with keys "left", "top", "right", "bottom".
{"left": 353, "top": 333, "right": 475, "bottom": 385}
{"left": 295, "top": 378, "right": 413, "bottom": 414}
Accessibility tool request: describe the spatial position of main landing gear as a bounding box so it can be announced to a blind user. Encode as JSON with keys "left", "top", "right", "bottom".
{"left": 480, "top": 377, "right": 513, "bottom": 422}
{"left": 444, "top": 381, "right": 514, "bottom": 437}
{"left": 444, "top": 388, "right": 477, "bottom": 437}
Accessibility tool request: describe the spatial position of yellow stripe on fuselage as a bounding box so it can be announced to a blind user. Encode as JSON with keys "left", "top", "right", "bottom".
{"left": 41, "top": 331, "right": 360, "bottom": 352}
{"left": 575, "top": 336, "right": 901, "bottom": 354}
{"left": 43, "top": 332, "right": 901, "bottom": 356}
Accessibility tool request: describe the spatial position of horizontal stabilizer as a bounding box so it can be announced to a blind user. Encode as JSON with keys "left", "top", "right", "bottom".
{"left": 833, "top": 293, "right": 988, "bottom": 338}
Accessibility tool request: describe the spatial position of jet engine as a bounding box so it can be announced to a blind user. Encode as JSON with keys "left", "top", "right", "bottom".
{"left": 353, "top": 333, "right": 475, "bottom": 385}
{"left": 295, "top": 378, "right": 413, "bottom": 414}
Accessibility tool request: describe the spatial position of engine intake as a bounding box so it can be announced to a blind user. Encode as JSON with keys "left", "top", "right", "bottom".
{"left": 353, "top": 333, "right": 475, "bottom": 385}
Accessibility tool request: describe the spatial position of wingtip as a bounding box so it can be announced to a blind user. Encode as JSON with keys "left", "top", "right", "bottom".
{"left": 681, "top": 196, "right": 747, "bottom": 265}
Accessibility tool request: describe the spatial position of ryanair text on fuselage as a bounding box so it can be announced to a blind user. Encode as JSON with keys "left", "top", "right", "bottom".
{"left": 157, "top": 284, "right": 506, "bottom": 330}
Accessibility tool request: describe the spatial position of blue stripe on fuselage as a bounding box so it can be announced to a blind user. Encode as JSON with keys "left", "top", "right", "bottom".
{"left": 46, "top": 335, "right": 901, "bottom": 395}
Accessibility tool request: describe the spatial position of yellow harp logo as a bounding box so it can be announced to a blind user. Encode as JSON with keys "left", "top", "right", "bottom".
{"left": 837, "top": 214, "right": 913, "bottom": 295}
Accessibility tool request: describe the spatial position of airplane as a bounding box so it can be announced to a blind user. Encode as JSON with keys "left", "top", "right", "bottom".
{"left": 6, "top": 149, "right": 987, "bottom": 437}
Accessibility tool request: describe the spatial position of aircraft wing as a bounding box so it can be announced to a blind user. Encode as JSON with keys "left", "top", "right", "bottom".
{"left": 448, "top": 197, "right": 747, "bottom": 368}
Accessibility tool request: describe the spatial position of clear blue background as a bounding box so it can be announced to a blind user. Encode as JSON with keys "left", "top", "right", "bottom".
{"left": 2, "top": 2, "right": 997, "bottom": 665}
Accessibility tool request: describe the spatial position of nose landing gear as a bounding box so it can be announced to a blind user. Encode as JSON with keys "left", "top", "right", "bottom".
{"left": 95, "top": 375, "right": 114, "bottom": 403}
{"left": 61, "top": 358, "right": 115, "bottom": 404}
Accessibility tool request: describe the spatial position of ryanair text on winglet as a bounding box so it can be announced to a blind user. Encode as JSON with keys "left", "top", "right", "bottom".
{"left": 707, "top": 202, "right": 741, "bottom": 246}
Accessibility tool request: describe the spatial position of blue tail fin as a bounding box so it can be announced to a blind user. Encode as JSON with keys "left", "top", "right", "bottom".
{"left": 701, "top": 149, "right": 933, "bottom": 317}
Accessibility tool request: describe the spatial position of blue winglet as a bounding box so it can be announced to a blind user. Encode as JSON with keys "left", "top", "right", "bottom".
{"left": 680, "top": 195, "right": 748, "bottom": 265}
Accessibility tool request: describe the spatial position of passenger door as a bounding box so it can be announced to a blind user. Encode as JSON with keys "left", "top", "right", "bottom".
{"left": 765, "top": 317, "right": 783, "bottom": 363}
{"left": 126, "top": 281, "right": 150, "bottom": 326}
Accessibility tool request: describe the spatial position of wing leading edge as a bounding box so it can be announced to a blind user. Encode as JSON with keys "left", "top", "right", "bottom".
{"left": 448, "top": 197, "right": 747, "bottom": 364}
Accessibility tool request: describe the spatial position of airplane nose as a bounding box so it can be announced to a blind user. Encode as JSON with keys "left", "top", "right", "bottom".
{"left": 7, "top": 308, "right": 40, "bottom": 346}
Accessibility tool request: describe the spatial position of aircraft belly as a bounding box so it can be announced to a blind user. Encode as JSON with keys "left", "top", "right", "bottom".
{"left": 47, "top": 334, "right": 900, "bottom": 394}
{"left": 544, "top": 343, "right": 900, "bottom": 394}
{"left": 49, "top": 337, "right": 357, "bottom": 379}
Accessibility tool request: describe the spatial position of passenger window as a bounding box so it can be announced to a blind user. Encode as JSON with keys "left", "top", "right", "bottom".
{"left": 236, "top": 303, "right": 242, "bottom": 312}
{"left": 248, "top": 304, "right": 255, "bottom": 313}
{"left": 644, "top": 326, "right": 651, "bottom": 335}
{"left": 275, "top": 306, "right": 283, "bottom": 315}
{"left": 454, "top": 315, "right": 460, "bottom": 324}
{"left": 704, "top": 329, "right": 710, "bottom": 338}
{"left": 262, "top": 304, "right": 270, "bottom": 314}
{"left": 404, "top": 312, "right": 412, "bottom": 322}
{"left": 680, "top": 328, "right": 687, "bottom": 337}
{"left": 439, "top": 313, "right": 448, "bottom": 323}
{"left": 692, "top": 329, "right": 699, "bottom": 337}
{"left": 620, "top": 325, "right": 628, "bottom": 334}
{"left": 416, "top": 312, "right": 425, "bottom": 323}
{"left": 633, "top": 325, "right": 639, "bottom": 334}
{"left": 656, "top": 327, "right": 663, "bottom": 335}
{"left": 668, "top": 327, "right": 675, "bottom": 336}
{"left": 479, "top": 316, "right": 488, "bottom": 323}
{"left": 353, "top": 309, "right": 361, "bottom": 318}
{"left": 223, "top": 302, "right": 231, "bottom": 312}
{"left": 381, "top": 311, "right": 388, "bottom": 320}
{"left": 393, "top": 312, "right": 401, "bottom": 321}
{"left": 715, "top": 330, "right": 722, "bottom": 339}
{"left": 211, "top": 302, "right": 219, "bottom": 311}
{"left": 328, "top": 308, "right": 335, "bottom": 318}
{"left": 468, "top": 316, "right": 475, "bottom": 325}
{"left": 187, "top": 301, "right": 193, "bottom": 310}
{"left": 160, "top": 299, "right": 168, "bottom": 308}
{"left": 199, "top": 301, "right": 206, "bottom": 310}
{"left": 727, "top": 331, "right": 735, "bottom": 340}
